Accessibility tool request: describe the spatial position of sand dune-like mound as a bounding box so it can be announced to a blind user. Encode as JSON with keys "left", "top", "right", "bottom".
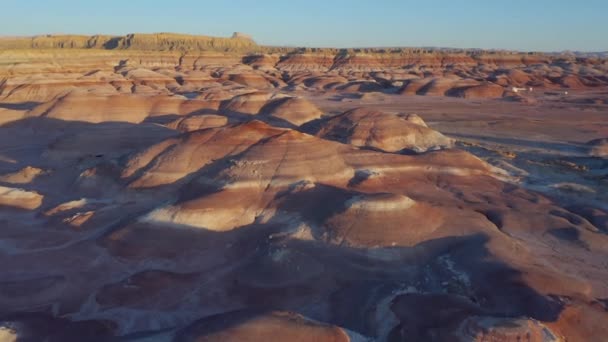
{"left": 399, "top": 78, "right": 432, "bottom": 95}
{"left": 138, "top": 129, "right": 357, "bottom": 230}
{"left": 0, "top": 76, "right": 80, "bottom": 102}
{"left": 416, "top": 77, "right": 466, "bottom": 96}
{"left": 344, "top": 192, "right": 416, "bottom": 211}
{"left": 336, "top": 80, "right": 384, "bottom": 93}
{"left": 559, "top": 74, "right": 586, "bottom": 89}
{"left": 123, "top": 68, "right": 179, "bottom": 88}
{"left": 166, "top": 114, "right": 228, "bottom": 132}
{"left": 399, "top": 76, "right": 481, "bottom": 97}
{"left": 324, "top": 193, "right": 444, "bottom": 247}
{"left": 173, "top": 70, "right": 217, "bottom": 90}
{"left": 0, "top": 185, "right": 43, "bottom": 210}
{"left": 37, "top": 93, "right": 150, "bottom": 123}
{"left": 454, "top": 83, "right": 505, "bottom": 99}
{"left": 455, "top": 316, "right": 559, "bottom": 342}
{"left": 35, "top": 93, "right": 211, "bottom": 123}
{"left": 135, "top": 126, "right": 493, "bottom": 232}
{"left": 228, "top": 73, "right": 274, "bottom": 89}
{"left": 141, "top": 192, "right": 264, "bottom": 231}
{"left": 220, "top": 91, "right": 276, "bottom": 115}
{"left": 176, "top": 311, "right": 351, "bottom": 342}
{"left": 0, "top": 71, "right": 133, "bottom": 100}
{"left": 195, "top": 87, "right": 239, "bottom": 103}
{"left": 243, "top": 54, "right": 280, "bottom": 70}
{"left": 123, "top": 121, "right": 287, "bottom": 188}
{"left": 204, "top": 129, "right": 361, "bottom": 189}
{"left": 505, "top": 69, "right": 533, "bottom": 86}
{"left": 259, "top": 97, "right": 323, "bottom": 126}
{"left": 300, "top": 75, "right": 349, "bottom": 89}
{"left": 317, "top": 108, "right": 453, "bottom": 153}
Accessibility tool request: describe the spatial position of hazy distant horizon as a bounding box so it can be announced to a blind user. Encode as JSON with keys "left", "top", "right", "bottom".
{"left": 1, "top": 0, "right": 607, "bottom": 52}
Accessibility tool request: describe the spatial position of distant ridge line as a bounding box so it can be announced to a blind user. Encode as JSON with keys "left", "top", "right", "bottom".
{"left": 0, "top": 32, "right": 258, "bottom": 53}
{"left": 0, "top": 33, "right": 605, "bottom": 58}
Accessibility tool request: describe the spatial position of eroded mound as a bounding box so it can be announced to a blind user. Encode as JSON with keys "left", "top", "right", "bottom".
{"left": 324, "top": 193, "right": 444, "bottom": 247}
{"left": 122, "top": 120, "right": 287, "bottom": 188}
{"left": 259, "top": 96, "right": 323, "bottom": 126}
{"left": 456, "top": 316, "right": 559, "bottom": 342}
{"left": 0, "top": 43, "right": 607, "bottom": 342}
{"left": 166, "top": 114, "right": 228, "bottom": 132}
{"left": 456, "top": 83, "right": 505, "bottom": 99}
{"left": 220, "top": 91, "right": 276, "bottom": 115}
{"left": 37, "top": 93, "right": 205, "bottom": 124}
{"left": 317, "top": 107, "right": 453, "bottom": 152}
{"left": 176, "top": 311, "right": 352, "bottom": 342}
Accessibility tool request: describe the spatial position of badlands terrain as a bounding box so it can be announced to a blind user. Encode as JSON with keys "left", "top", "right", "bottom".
{"left": 0, "top": 33, "right": 608, "bottom": 341}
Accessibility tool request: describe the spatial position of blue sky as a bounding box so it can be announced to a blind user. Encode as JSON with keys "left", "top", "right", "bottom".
{"left": 1, "top": 0, "right": 606, "bottom": 51}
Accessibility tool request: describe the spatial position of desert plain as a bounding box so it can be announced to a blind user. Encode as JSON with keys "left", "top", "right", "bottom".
{"left": 0, "top": 33, "right": 607, "bottom": 341}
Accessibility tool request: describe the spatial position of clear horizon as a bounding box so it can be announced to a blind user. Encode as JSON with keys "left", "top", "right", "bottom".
{"left": 1, "top": 0, "right": 607, "bottom": 52}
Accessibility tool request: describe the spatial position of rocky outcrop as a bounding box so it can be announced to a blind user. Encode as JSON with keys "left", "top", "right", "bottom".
{"left": 259, "top": 97, "right": 323, "bottom": 126}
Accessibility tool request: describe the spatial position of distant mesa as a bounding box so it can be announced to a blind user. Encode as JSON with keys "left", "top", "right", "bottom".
{"left": 232, "top": 32, "right": 253, "bottom": 40}
{"left": 0, "top": 32, "right": 258, "bottom": 52}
